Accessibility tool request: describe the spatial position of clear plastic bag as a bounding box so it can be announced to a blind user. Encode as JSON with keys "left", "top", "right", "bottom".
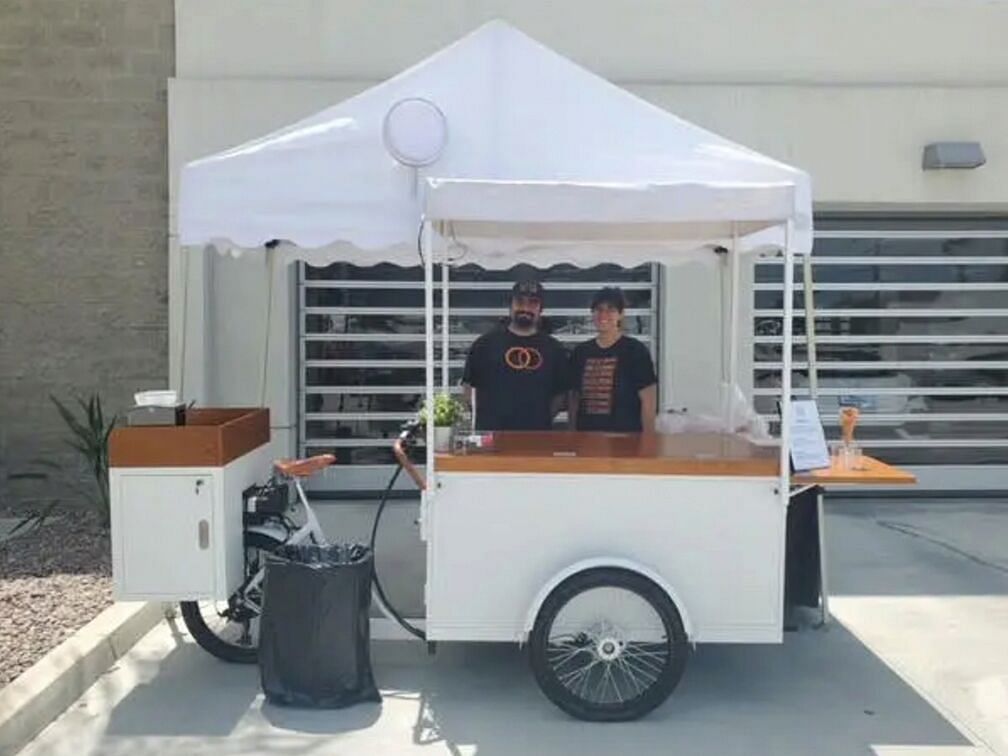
{"left": 656, "top": 383, "right": 770, "bottom": 440}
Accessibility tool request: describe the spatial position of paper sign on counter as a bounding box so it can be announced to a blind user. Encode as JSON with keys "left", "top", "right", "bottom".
{"left": 787, "top": 400, "right": 831, "bottom": 472}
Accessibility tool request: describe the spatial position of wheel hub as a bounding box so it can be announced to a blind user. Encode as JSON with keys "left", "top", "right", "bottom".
{"left": 596, "top": 637, "right": 623, "bottom": 661}
{"left": 588, "top": 620, "right": 626, "bottom": 662}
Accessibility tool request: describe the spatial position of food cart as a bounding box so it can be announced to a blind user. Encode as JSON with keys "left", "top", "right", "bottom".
{"left": 162, "top": 22, "right": 917, "bottom": 721}
{"left": 389, "top": 181, "right": 916, "bottom": 720}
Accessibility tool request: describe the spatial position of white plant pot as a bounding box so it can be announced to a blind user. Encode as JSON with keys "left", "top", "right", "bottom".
{"left": 433, "top": 425, "right": 454, "bottom": 452}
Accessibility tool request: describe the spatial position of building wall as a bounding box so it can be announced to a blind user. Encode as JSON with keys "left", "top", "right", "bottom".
{"left": 0, "top": 1, "right": 174, "bottom": 499}
{"left": 175, "top": 0, "right": 1008, "bottom": 85}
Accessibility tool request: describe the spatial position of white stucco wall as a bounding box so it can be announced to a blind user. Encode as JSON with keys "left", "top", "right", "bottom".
{"left": 168, "top": 1, "right": 1008, "bottom": 457}
{"left": 174, "top": 0, "right": 1008, "bottom": 85}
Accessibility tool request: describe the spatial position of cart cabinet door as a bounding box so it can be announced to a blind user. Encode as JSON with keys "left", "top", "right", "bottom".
{"left": 115, "top": 473, "right": 216, "bottom": 599}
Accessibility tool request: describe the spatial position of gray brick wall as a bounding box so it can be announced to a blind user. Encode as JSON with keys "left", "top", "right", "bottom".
{"left": 0, "top": 0, "right": 174, "bottom": 504}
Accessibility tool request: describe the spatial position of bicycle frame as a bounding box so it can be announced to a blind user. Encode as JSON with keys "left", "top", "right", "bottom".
{"left": 237, "top": 475, "right": 328, "bottom": 612}
{"left": 231, "top": 425, "right": 421, "bottom": 623}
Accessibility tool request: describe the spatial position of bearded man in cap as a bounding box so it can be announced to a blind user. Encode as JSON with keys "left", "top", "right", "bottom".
{"left": 461, "top": 278, "right": 570, "bottom": 431}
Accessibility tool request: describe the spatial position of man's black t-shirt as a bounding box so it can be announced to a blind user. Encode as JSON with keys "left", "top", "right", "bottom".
{"left": 462, "top": 327, "right": 570, "bottom": 431}
{"left": 572, "top": 336, "right": 657, "bottom": 432}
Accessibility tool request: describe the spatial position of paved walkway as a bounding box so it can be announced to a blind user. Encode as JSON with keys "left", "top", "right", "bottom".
{"left": 18, "top": 500, "right": 1008, "bottom": 755}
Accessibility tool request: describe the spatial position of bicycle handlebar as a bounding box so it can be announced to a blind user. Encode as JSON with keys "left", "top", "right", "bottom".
{"left": 394, "top": 421, "right": 426, "bottom": 491}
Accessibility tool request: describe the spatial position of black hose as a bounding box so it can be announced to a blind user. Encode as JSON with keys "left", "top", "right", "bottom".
{"left": 369, "top": 459, "right": 426, "bottom": 641}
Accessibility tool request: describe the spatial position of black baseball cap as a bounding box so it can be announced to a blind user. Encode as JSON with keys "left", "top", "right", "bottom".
{"left": 590, "top": 286, "right": 626, "bottom": 312}
{"left": 511, "top": 278, "right": 545, "bottom": 303}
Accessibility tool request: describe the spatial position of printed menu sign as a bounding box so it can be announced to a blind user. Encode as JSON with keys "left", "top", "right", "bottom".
{"left": 788, "top": 400, "right": 831, "bottom": 472}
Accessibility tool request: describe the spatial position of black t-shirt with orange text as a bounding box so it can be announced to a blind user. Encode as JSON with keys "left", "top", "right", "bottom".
{"left": 572, "top": 336, "right": 657, "bottom": 432}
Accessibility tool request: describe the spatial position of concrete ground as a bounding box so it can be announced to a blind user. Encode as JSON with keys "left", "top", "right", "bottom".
{"left": 0, "top": 518, "right": 29, "bottom": 541}
{"left": 16, "top": 499, "right": 1008, "bottom": 756}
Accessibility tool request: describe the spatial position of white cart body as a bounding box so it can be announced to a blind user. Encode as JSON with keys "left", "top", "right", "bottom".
{"left": 425, "top": 473, "right": 783, "bottom": 644}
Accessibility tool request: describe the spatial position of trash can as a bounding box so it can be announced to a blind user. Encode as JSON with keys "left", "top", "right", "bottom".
{"left": 259, "top": 543, "right": 381, "bottom": 708}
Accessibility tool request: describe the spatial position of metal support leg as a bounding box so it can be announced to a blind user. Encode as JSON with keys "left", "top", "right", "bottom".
{"left": 816, "top": 488, "right": 831, "bottom": 625}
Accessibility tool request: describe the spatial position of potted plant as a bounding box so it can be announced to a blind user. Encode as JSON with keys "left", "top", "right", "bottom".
{"left": 419, "top": 393, "right": 465, "bottom": 452}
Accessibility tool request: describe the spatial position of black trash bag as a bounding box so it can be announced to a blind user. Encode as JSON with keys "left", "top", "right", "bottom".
{"left": 259, "top": 543, "right": 381, "bottom": 708}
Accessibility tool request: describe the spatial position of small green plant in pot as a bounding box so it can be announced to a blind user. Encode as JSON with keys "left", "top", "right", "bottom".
{"left": 418, "top": 393, "right": 465, "bottom": 451}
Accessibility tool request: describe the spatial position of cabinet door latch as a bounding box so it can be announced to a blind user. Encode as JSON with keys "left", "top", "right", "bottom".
{"left": 198, "top": 520, "right": 210, "bottom": 550}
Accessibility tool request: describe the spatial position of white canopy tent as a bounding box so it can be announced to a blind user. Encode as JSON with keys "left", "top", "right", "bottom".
{"left": 179, "top": 20, "right": 812, "bottom": 263}
{"left": 177, "top": 20, "right": 815, "bottom": 513}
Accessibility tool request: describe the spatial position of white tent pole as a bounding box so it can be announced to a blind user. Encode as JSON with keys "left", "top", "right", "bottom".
{"left": 260, "top": 244, "right": 275, "bottom": 408}
{"left": 801, "top": 242, "right": 830, "bottom": 626}
{"left": 442, "top": 260, "right": 450, "bottom": 390}
{"left": 423, "top": 221, "right": 435, "bottom": 493}
{"left": 719, "top": 250, "right": 727, "bottom": 396}
{"left": 176, "top": 244, "right": 190, "bottom": 401}
{"left": 727, "top": 224, "right": 741, "bottom": 431}
{"left": 779, "top": 222, "right": 795, "bottom": 512}
{"left": 802, "top": 251, "right": 819, "bottom": 398}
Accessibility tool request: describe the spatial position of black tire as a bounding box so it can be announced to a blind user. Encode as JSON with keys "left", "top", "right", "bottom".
{"left": 529, "top": 567, "right": 689, "bottom": 721}
{"left": 180, "top": 531, "right": 284, "bottom": 664}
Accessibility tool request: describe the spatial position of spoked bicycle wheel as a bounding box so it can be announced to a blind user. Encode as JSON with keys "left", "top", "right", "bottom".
{"left": 529, "top": 568, "right": 689, "bottom": 721}
{"left": 179, "top": 532, "right": 284, "bottom": 664}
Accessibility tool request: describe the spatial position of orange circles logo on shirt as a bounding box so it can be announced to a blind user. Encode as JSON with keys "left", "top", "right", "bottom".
{"left": 504, "top": 346, "right": 543, "bottom": 371}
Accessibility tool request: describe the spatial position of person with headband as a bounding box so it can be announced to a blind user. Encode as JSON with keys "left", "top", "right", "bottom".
{"left": 461, "top": 278, "right": 570, "bottom": 431}
{"left": 569, "top": 287, "right": 657, "bottom": 433}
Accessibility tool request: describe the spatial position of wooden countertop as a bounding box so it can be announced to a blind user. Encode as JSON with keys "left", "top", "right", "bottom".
{"left": 792, "top": 456, "right": 917, "bottom": 486}
{"left": 435, "top": 431, "right": 780, "bottom": 477}
{"left": 436, "top": 431, "right": 917, "bottom": 485}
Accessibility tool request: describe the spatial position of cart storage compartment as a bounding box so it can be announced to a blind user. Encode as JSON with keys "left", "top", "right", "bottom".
{"left": 109, "top": 408, "right": 272, "bottom": 601}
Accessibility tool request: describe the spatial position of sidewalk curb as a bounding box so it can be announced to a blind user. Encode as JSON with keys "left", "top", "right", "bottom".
{"left": 0, "top": 601, "right": 165, "bottom": 755}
